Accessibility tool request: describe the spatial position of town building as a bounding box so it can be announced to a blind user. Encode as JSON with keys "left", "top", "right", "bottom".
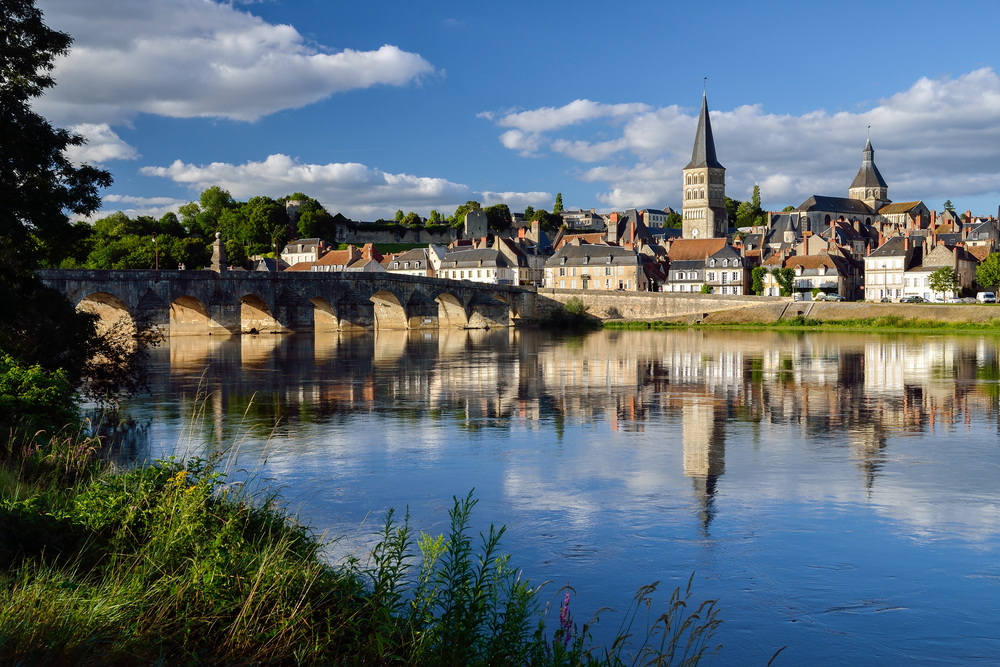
{"left": 559, "top": 209, "right": 604, "bottom": 230}
{"left": 543, "top": 242, "right": 647, "bottom": 291}
{"left": 439, "top": 247, "right": 516, "bottom": 285}
{"left": 386, "top": 247, "right": 437, "bottom": 277}
{"left": 704, "top": 245, "right": 748, "bottom": 295}
{"left": 281, "top": 238, "right": 330, "bottom": 266}
{"left": 864, "top": 235, "right": 924, "bottom": 302}
{"left": 681, "top": 94, "right": 728, "bottom": 239}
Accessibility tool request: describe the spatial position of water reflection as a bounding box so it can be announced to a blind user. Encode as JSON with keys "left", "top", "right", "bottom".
{"left": 142, "top": 328, "right": 1000, "bottom": 530}
{"left": 131, "top": 328, "right": 1000, "bottom": 665}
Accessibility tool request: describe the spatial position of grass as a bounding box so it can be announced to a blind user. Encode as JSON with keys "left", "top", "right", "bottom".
{"left": 0, "top": 428, "right": 725, "bottom": 666}
{"left": 604, "top": 316, "right": 1000, "bottom": 333}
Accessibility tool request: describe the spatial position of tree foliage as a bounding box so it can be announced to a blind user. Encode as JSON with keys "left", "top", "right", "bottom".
{"left": 665, "top": 212, "right": 683, "bottom": 228}
{"left": 929, "top": 266, "right": 958, "bottom": 295}
{"left": 943, "top": 200, "right": 955, "bottom": 211}
{"left": 484, "top": 203, "right": 512, "bottom": 232}
{"left": 771, "top": 268, "right": 795, "bottom": 297}
{"left": 553, "top": 193, "right": 564, "bottom": 213}
{"left": 976, "top": 254, "right": 1000, "bottom": 289}
{"left": 751, "top": 266, "right": 766, "bottom": 295}
{"left": 449, "top": 201, "right": 482, "bottom": 227}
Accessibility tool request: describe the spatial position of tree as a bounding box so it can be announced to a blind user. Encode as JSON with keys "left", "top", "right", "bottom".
{"left": 782, "top": 205, "right": 795, "bottom": 212}
{"left": 700, "top": 284, "right": 712, "bottom": 294}
{"left": 944, "top": 200, "right": 955, "bottom": 211}
{"left": 484, "top": 203, "right": 512, "bottom": 232}
{"left": 523, "top": 206, "right": 535, "bottom": 221}
{"left": 751, "top": 185, "right": 762, "bottom": 212}
{"left": 394, "top": 209, "right": 405, "bottom": 223}
{"left": 725, "top": 197, "right": 741, "bottom": 224}
{"left": 771, "top": 268, "right": 795, "bottom": 297}
{"left": 450, "top": 200, "right": 482, "bottom": 227}
{"left": 403, "top": 211, "right": 422, "bottom": 227}
{"left": 977, "top": 254, "right": 1000, "bottom": 289}
{"left": 929, "top": 266, "right": 958, "bottom": 298}
{"left": 428, "top": 209, "right": 442, "bottom": 225}
{"left": 736, "top": 201, "right": 755, "bottom": 227}
{"left": 751, "top": 266, "right": 766, "bottom": 295}
{"left": 553, "top": 193, "right": 564, "bottom": 213}
{"left": 0, "top": 1, "right": 158, "bottom": 401}
{"left": 665, "top": 212, "right": 683, "bottom": 228}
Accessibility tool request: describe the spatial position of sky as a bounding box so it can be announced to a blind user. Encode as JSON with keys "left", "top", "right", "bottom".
{"left": 35, "top": 0, "right": 1000, "bottom": 222}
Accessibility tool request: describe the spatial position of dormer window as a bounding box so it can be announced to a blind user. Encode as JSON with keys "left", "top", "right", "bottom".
{"left": 795, "top": 267, "right": 802, "bottom": 276}
{"left": 393, "top": 262, "right": 399, "bottom": 269}
{"left": 710, "top": 259, "right": 716, "bottom": 267}
{"left": 607, "top": 255, "right": 613, "bottom": 264}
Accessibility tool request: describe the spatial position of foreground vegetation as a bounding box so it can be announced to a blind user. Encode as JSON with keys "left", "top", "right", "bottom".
{"left": 605, "top": 315, "right": 1000, "bottom": 333}
{"left": 0, "top": 441, "right": 721, "bottom": 666}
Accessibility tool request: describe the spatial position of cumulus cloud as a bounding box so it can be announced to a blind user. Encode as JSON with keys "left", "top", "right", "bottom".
{"left": 139, "top": 154, "right": 549, "bottom": 218}
{"left": 485, "top": 69, "right": 1000, "bottom": 211}
{"left": 63, "top": 123, "right": 140, "bottom": 164}
{"left": 496, "top": 100, "right": 652, "bottom": 133}
{"left": 36, "top": 0, "right": 435, "bottom": 124}
{"left": 73, "top": 194, "right": 187, "bottom": 222}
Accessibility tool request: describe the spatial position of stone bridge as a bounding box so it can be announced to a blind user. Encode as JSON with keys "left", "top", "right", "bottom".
{"left": 36, "top": 269, "right": 537, "bottom": 336}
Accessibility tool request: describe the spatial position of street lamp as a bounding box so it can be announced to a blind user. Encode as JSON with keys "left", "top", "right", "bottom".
{"left": 151, "top": 232, "right": 159, "bottom": 282}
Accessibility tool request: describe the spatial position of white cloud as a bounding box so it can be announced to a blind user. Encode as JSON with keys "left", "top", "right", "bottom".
{"left": 486, "top": 69, "right": 1000, "bottom": 212}
{"left": 75, "top": 194, "right": 187, "bottom": 221}
{"left": 139, "top": 154, "right": 549, "bottom": 218}
{"left": 63, "top": 123, "right": 140, "bottom": 164}
{"left": 36, "top": 0, "right": 435, "bottom": 124}
{"left": 481, "top": 191, "right": 552, "bottom": 210}
{"left": 495, "top": 100, "right": 651, "bottom": 133}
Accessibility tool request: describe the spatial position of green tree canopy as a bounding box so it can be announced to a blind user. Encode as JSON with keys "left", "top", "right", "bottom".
{"left": 977, "top": 254, "right": 1000, "bottom": 289}
{"left": 928, "top": 266, "right": 958, "bottom": 296}
{"left": 782, "top": 205, "right": 795, "bottom": 212}
{"left": 450, "top": 201, "right": 482, "bottom": 227}
{"left": 523, "top": 206, "right": 535, "bottom": 221}
{"left": 665, "top": 211, "right": 683, "bottom": 228}
{"left": 736, "top": 201, "right": 755, "bottom": 227}
{"left": 943, "top": 200, "right": 955, "bottom": 211}
{"left": 484, "top": 203, "right": 512, "bottom": 232}
{"left": 553, "top": 193, "right": 564, "bottom": 213}
{"left": 751, "top": 266, "right": 766, "bottom": 295}
{"left": 427, "top": 209, "right": 442, "bottom": 225}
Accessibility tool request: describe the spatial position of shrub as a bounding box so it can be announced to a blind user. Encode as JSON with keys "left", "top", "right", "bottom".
{"left": 0, "top": 354, "right": 77, "bottom": 438}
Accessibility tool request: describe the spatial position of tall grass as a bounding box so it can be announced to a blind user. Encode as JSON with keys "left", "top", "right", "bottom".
{"left": 0, "top": 433, "right": 725, "bottom": 666}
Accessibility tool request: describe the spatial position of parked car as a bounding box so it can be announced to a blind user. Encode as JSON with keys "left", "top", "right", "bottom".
{"left": 902, "top": 296, "right": 924, "bottom": 303}
{"left": 823, "top": 294, "right": 846, "bottom": 301}
{"left": 945, "top": 296, "right": 962, "bottom": 304}
{"left": 880, "top": 297, "right": 892, "bottom": 303}
{"left": 977, "top": 292, "right": 996, "bottom": 303}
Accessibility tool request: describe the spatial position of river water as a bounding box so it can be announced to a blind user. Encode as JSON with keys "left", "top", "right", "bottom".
{"left": 124, "top": 328, "right": 1000, "bottom": 665}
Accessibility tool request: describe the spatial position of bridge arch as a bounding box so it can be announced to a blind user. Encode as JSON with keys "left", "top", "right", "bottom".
{"left": 435, "top": 292, "right": 469, "bottom": 329}
{"left": 170, "top": 295, "right": 228, "bottom": 336}
{"left": 310, "top": 296, "right": 339, "bottom": 333}
{"left": 370, "top": 290, "right": 408, "bottom": 330}
{"left": 239, "top": 294, "right": 283, "bottom": 334}
{"left": 77, "top": 292, "right": 135, "bottom": 333}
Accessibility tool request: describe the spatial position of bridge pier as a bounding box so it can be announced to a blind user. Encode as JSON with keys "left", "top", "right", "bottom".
{"left": 36, "top": 269, "right": 535, "bottom": 336}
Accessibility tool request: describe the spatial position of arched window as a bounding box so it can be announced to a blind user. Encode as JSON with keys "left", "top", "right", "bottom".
{"left": 699, "top": 173, "right": 706, "bottom": 184}
{"left": 686, "top": 175, "right": 691, "bottom": 185}
{"left": 722, "top": 259, "right": 728, "bottom": 267}
{"left": 700, "top": 189, "right": 706, "bottom": 199}
{"left": 824, "top": 215, "right": 831, "bottom": 224}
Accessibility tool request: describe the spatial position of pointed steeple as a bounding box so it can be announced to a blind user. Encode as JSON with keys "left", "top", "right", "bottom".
{"left": 685, "top": 92, "right": 723, "bottom": 170}
{"left": 850, "top": 137, "right": 887, "bottom": 189}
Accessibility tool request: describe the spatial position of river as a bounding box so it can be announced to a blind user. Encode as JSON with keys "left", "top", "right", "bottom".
{"left": 123, "top": 328, "right": 1000, "bottom": 665}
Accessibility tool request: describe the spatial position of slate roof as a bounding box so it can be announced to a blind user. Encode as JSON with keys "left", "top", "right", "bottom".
{"left": 796, "top": 195, "right": 874, "bottom": 215}
{"left": 442, "top": 248, "right": 512, "bottom": 269}
{"left": 684, "top": 93, "right": 723, "bottom": 170}
{"left": 545, "top": 243, "right": 639, "bottom": 267}
{"left": 849, "top": 139, "right": 889, "bottom": 189}
{"left": 869, "top": 236, "right": 912, "bottom": 258}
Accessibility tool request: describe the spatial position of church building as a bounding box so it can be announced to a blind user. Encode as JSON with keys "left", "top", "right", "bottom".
{"left": 682, "top": 94, "right": 728, "bottom": 239}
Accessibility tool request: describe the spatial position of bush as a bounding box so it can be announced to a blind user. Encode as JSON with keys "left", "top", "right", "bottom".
{"left": 541, "top": 297, "right": 597, "bottom": 330}
{"left": 0, "top": 354, "right": 77, "bottom": 438}
{"left": 700, "top": 284, "right": 712, "bottom": 294}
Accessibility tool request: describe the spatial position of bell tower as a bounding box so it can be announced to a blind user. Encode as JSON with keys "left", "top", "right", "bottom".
{"left": 682, "top": 92, "right": 728, "bottom": 239}
{"left": 848, "top": 135, "right": 890, "bottom": 212}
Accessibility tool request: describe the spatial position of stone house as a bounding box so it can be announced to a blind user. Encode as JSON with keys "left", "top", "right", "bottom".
{"left": 704, "top": 245, "right": 748, "bottom": 295}
{"left": 864, "top": 235, "right": 924, "bottom": 302}
{"left": 439, "top": 248, "right": 516, "bottom": 285}
{"left": 543, "top": 242, "right": 647, "bottom": 291}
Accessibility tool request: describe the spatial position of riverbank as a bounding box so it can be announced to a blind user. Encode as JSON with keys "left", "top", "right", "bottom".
{"left": 0, "top": 431, "right": 720, "bottom": 665}
{"left": 602, "top": 301, "right": 1000, "bottom": 332}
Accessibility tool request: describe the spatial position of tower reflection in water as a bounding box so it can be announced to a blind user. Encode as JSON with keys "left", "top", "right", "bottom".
{"left": 149, "top": 328, "right": 1000, "bottom": 535}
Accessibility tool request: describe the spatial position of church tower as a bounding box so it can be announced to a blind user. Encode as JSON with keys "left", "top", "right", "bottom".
{"left": 682, "top": 93, "right": 728, "bottom": 239}
{"left": 848, "top": 137, "right": 890, "bottom": 211}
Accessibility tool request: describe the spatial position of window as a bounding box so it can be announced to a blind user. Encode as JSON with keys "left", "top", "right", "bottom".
{"left": 559, "top": 280, "right": 565, "bottom": 288}
{"left": 393, "top": 262, "right": 399, "bottom": 269}
{"left": 404, "top": 262, "right": 409, "bottom": 269}
{"left": 571, "top": 268, "right": 577, "bottom": 277}
{"left": 905, "top": 278, "right": 910, "bottom": 287}
{"left": 605, "top": 267, "right": 612, "bottom": 276}
{"left": 559, "top": 267, "right": 566, "bottom": 277}
{"left": 460, "top": 271, "right": 465, "bottom": 278}
{"left": 707, "top": 272, "right": 715, "bottom": 281}
{"left": 722, "top": 259, "right": 728, "bottom": 267}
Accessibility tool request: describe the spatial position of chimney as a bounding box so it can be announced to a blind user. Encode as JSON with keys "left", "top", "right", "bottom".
{"left": 630, "top": 219, "right": 636, "bottom": 247}
{"left": 530, "top": 220, "right": 540, "bottom": 242}
{"left": 931, "top": 210, "right": 937, "bottom": 228}
{"left": 966, "top": 210, "right": 972, "bottom": 222}
{"left": 916, "top": 213, "right": 923, "bottom": 229}
{"left": 518, "top": 227, "right": 526, "bottom": 239}
{"left": 878, "top": 231, "right": 884, "bottom": 247}
{"left": 904, "top": 235, "right": 909, "bottom": 251}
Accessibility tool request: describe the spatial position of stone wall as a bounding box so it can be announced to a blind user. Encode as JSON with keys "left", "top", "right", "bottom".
{"left": 533, "top": 289, "right": 789, "bottom": 321}
{"left": 332, "top": 226, "right": 459, "bottom": 246}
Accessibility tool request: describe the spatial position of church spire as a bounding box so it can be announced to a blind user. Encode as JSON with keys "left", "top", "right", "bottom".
{"left": 685, "top": 92, "right": 723, "bottom": 170}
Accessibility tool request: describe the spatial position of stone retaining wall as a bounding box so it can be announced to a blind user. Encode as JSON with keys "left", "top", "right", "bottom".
{"left": 533, "top": 289, "right": 789, "bottom": 321}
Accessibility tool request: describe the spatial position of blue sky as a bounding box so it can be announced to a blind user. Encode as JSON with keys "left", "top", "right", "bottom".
{"left": 38, "top": 0, "right": 1000, "bottom": 221}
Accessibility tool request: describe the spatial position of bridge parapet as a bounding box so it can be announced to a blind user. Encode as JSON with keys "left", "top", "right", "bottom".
{"left": 36, "top": 269, "right": 536, "bottom": 336}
